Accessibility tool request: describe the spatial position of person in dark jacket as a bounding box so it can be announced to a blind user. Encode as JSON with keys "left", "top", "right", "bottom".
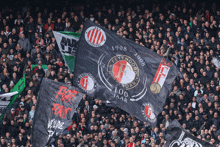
{"left": 54, "top": 18, "right": 65, "bottom": 31}
{"left": 25, "top": 17, "right": 35, "bottom": 44}
{"left": 64, "top": 22, "right": 74, "bottom": 32}
{"left": 0, "top": 120, "right": 8, "bottom": 137}
{"left": 9, "top": 120, "right": 18, "bottom": 138}
{"left": 16, "top": 133, "right": 26, "bottom": 146}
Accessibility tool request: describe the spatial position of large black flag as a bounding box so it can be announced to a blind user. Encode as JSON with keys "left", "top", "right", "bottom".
{"left": 165, "top": 120, "right": 214, "bottom": 147}
{"left": 32, "top": 78, "right": 84, "bottom": 147}
{"left": 74, "top": 20, "right": 178, "bottom": 127}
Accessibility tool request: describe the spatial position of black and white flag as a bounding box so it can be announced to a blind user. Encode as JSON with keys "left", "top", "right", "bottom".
{"left": 32, "top": 78, "right": 84, "bottom": 147}
{"left": 165, "top": 120, "right": 214, "bottom": 147}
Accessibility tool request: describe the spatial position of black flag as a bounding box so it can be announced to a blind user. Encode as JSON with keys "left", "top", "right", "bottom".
{"left": 74, "top": 20, "right": 178, "bottom": 127}
{"left": 32, "top": 78, "right": 84, "bottom": 147}
{"left": 165, "top": 120, "right": 214, "bottom": 147}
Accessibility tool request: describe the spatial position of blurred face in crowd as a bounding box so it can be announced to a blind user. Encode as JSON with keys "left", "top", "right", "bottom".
{"left": 21, "top": 33, "right": 25, "bottom": 39}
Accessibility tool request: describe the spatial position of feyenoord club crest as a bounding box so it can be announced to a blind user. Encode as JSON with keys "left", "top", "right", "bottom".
{"left": 98, "top": 53, "right": 148, "bottom": 102}
{"left": 77, "top": 73, "right": 96, "bottom": 94}
{"left": 85, "top": 26, "right": 106, "bottom": 47}
{"left": 141, "top": 103, "right": 156, "bottom": 123}
{"left": 107, "top": 55, "right": 140, "bottom": 90}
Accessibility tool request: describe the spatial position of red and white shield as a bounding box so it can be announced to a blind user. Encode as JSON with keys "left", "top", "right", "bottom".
{"left": 144, "top": 106, "right": 155, "bottom": 119}
{"left": 80, "top": 76, "right": 94, "bottom": 91}
{"left": 112, "top": 60, "right": 135, "bottom": 84}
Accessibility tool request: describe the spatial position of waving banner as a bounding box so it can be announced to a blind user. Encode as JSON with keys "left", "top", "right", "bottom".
{"left": 32, "top": 78, "right": 84, "bottom": 146}
{"left": 165, "top": 120, "right": 214, "bottom": 147}
{"left": 53, "top": 31, "right": 80, "bottom": 72}
{"left": 74, "top": 20, "right": 178, "bottom": 127}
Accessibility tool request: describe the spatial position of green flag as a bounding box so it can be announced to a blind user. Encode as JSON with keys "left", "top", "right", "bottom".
{"left": 53, "top": 31, "right": 80, "bottom": 72}
{"left": 0, "top": 74, "right": 26, "bottom": 121}
{"left": 31, "top": 64, "right": 48, "bottom": 70}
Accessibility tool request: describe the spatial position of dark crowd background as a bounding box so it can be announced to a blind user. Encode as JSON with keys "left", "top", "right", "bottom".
{"left": 0, "top": 0, "right": 220, "bottom": 146}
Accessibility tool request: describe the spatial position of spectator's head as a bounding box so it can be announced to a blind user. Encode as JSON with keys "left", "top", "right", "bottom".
{"left": 12, "top": 28, "right": 16, "bottom": 34}
{"left": 11, "top": 120, "right": 14, "bottom": 125}
{"left": 21, "top": 105, "right": 25, "bottom": 110}
{"left": 19, "top": 101, "right": 24, "bottom": 107}
{"left": 47, "top": 18, "right": 51, "bottom": 24}
{"left": 21, "top": 33, "right": 25, "bottom": 39}
{"left": 165, "top": 114, "right": 169, "bottom": 120}
{"left": 11, "top": 108, "right": 15, "bottom": 114}
{"left": 3, "top": 42, "right": 7, "bottom": 49}
{"left": 7, "top": 142, "right": 11, "bottom": 147}
{"left": 0, "top": 136, "right": 5, "bottom": 144}
{"left": 129, "top": 136, "right": 134, "bottom": 143}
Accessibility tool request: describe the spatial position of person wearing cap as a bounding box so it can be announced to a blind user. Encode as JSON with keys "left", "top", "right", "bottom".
{"left": 17, "top": 104, "right": 28, "bottom": 117}
{"left": 5, "top": 108, "right": 16, "bottom": 122}
{"left": 122, "top": 130, "right": 129, "bottom": 142}
{"left": 16, "top": 101, "right": 25, "bottom": 116}
{"left": 93, "top": 105, "right": 100, "bottom": 114}
{"left": 9, "top": 28, "right": 18, "bottom": 43}
{"left": 67, "top": 81, "right": 72, "bottom": 86}
{"left": 208, "top": 90, "right": 215, "bottom": 102}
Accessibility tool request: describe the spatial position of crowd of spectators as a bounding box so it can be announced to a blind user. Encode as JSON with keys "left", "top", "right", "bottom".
{"left": 0, "top": 0, "right": 220, "bottom": 146}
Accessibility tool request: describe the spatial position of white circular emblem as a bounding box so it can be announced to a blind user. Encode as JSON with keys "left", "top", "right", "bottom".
{"left": 77, "top": 73, "right": 96, "bottom": 95}
{"left": 85, "top": 26, "right": 106, "bottom": 47}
